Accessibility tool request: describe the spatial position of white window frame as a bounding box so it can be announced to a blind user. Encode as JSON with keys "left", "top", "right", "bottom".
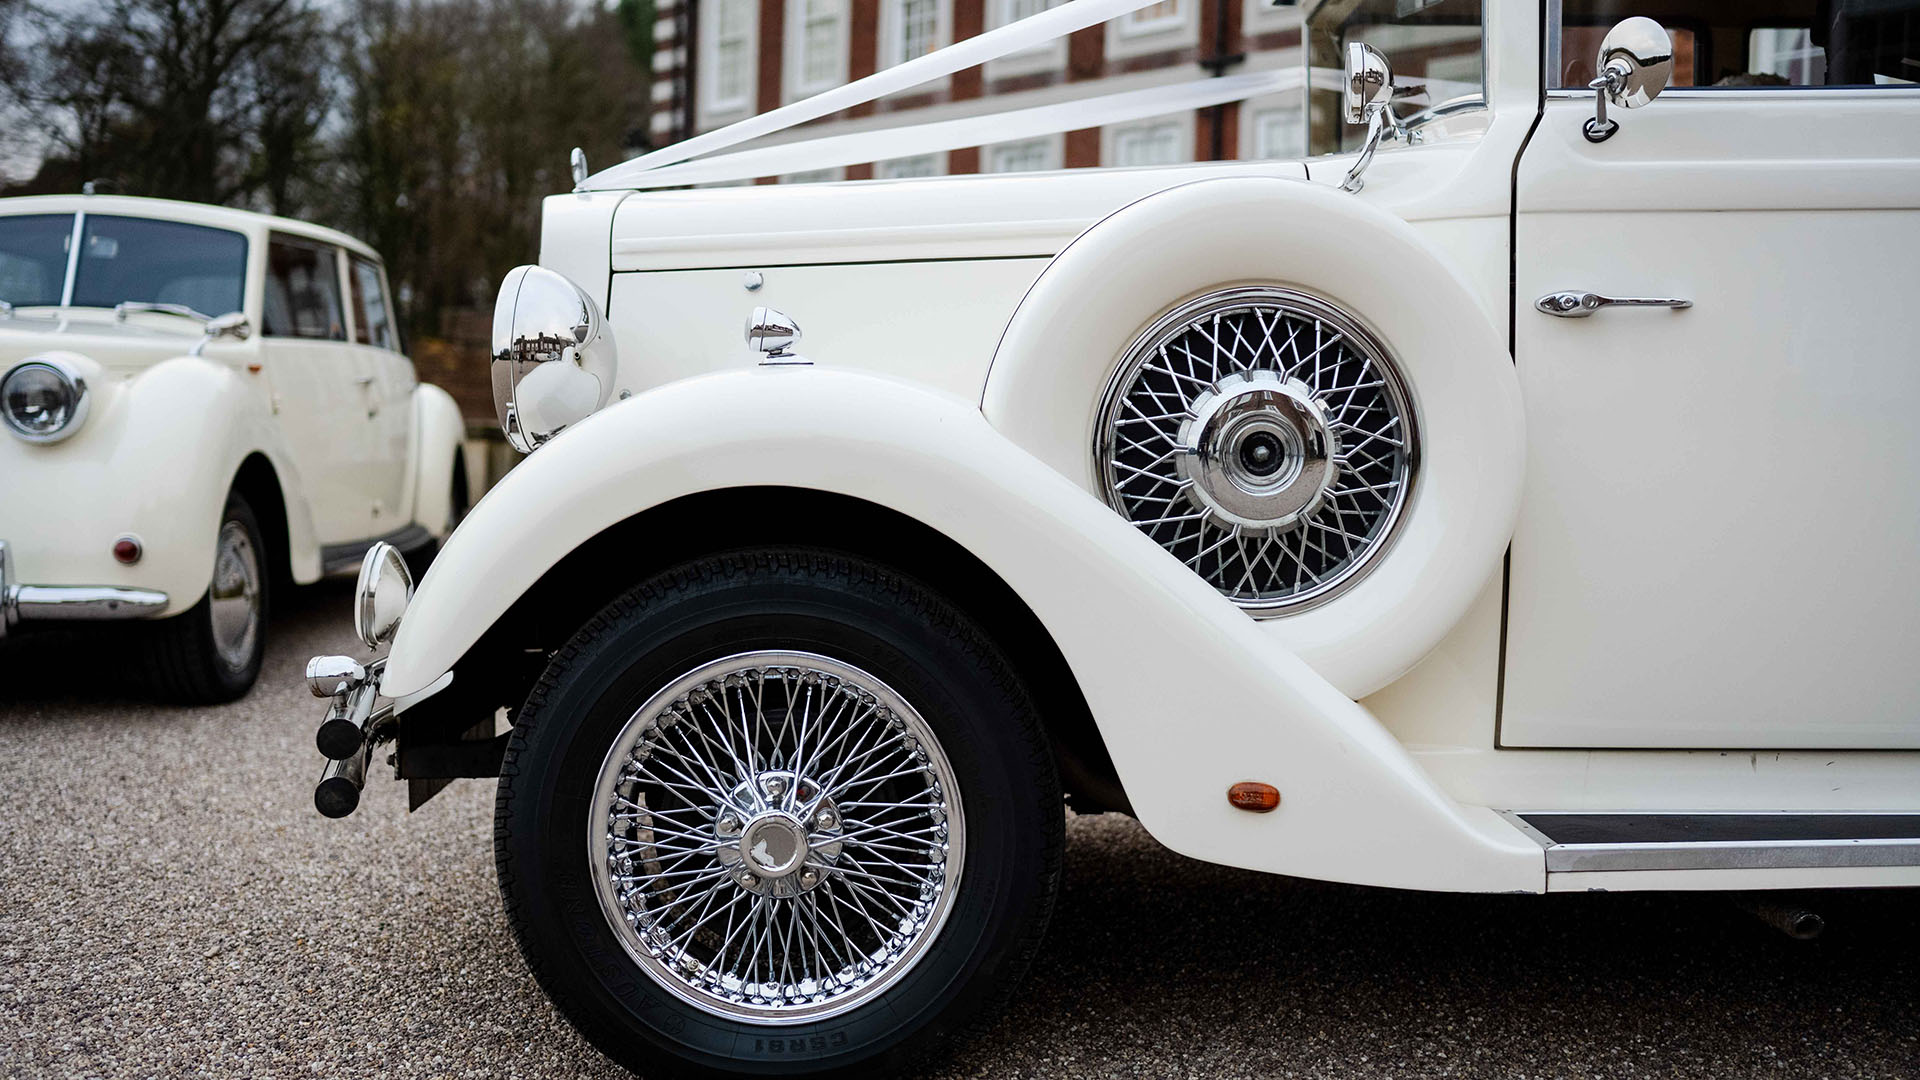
{"left": 1102, "top": 114, "right": 1194, "bottom": 168}
{"left": 880, "top": 0, "right": 952, "bottom": 72}
{"left": 983, "top": 134, "right": 1065, "bottom": 173}
{"left": 784, "top": 0, "right": 850, "bottom": 101}
{"left": 700, "top": 0, "right": 760, "bottom": 125}
{"left": 984, "top": 0, "right": 1067, "bottom": 80}
{"left": 875, "top": 153, "right": 947, "bottom": 179}
{"left": 1105, "top": 0, "right": 1198, "bottom": 61}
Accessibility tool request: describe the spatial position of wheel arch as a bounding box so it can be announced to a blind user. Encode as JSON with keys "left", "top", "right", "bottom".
{"left": 229, "top": 451, "right": 293, "bottom": 593}
{"left": 450, "top": 486, "right": 1130, "bottom": 814}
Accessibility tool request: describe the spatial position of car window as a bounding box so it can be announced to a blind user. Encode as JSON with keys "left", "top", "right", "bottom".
{"left": 0, "top": 214, "right": 75, "bottom": 308}
{"left": 1552, "top": 0, "right": 1920, "bottom": 89}
{"left": 69, "top": 215, "right": 247, "bottom": 316}
{"left": 347, "top": 256, "right": 396, "bottom": 351}
{"left": 263, "top": 237, "right": 346, "bottom": 341}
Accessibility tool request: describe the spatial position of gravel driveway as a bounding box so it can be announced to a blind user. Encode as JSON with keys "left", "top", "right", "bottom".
{"left": 2, "top": 580, "right": 1915, "bottom": 1079}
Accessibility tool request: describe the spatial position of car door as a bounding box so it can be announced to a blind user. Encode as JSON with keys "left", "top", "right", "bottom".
{"left": 262, "top": 234, "right": 378, "bottom": 545}
{"left": 344, "top": 252, "right": 415, "bottom": 532}
{"left": 1505, "top": 0, "right": 1920, "bottom": 749}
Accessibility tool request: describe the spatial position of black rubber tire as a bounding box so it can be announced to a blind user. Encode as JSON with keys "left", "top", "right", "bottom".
{"left": 495, "top": 549, "right": 1063, "bottom": 1079}
{"left": 138, "top": 492, "right": 268, "bottom": 704}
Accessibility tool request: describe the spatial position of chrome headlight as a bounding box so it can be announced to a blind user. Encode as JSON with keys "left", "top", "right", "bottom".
{"left": 354, "top": 541, "right": 414, "bottom": 649}
{"left": 491, "top": 265, "right": 617, "bottom": 453}
{"left": 2, "top": 354, "right": 90, "bottom": 444}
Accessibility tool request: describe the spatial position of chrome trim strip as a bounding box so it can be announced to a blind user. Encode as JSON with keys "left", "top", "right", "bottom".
{"left": 1547, "top": 838, "right": 1920, "bottom": 873}
{"left": 1500, "top": 810, "right": 1920, "bottom": 873}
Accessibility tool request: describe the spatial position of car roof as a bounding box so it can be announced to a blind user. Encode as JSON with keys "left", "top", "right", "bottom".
{"left": 0, "top": 194, "right": 383, "bottom": 263}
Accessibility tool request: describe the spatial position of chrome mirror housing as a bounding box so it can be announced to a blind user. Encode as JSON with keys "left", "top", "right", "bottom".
{"left": 1585, "top": 17, "right": 1673, "bottom": 142}
{"left": 353, "top": 541, "right": 413, "bottom": 650}
{"left": 491, "top": 265, "right": 618, "bottom": 453}
{"left": 191, "top": 311, "right": 251, "bottom": 356}
{"left": 1342, "top": 41, "right": 1392, "bottom": 125}
{"left": 1339, "top": 42, "right": 1394, "bottom": 193}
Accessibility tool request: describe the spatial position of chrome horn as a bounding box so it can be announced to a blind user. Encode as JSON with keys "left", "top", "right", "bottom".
{"left": 1340, "top": 42, "right": 1394, "bottom": 193}
{"left": 1585, "top": 17, "right": 1674, "bottom": 142}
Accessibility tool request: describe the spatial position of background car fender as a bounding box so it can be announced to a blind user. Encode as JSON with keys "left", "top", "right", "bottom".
{"left": 407, "top": 381, "right": 467, "bottom": 539}
{"left": 385, "top": 369, "right": 1541, "bottom": 892}
{"left": 984, "top": 176, "right": 1525, "bottom": 698}
{"left": 1, "top": 353, "right": 323, "bottom": 612}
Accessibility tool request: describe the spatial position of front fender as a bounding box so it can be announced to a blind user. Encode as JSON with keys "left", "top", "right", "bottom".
{"left": 387, "top": 368, "right": 1540, "bottom": 892}
{"left": 1, "top": 353, "right": 319, "bottom": 610}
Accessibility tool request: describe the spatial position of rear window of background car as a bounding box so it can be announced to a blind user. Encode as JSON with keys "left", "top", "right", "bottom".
{"left": 348, "top": 256, "right": 396, "bottom": 351}
{"left": 263, "top": 237, "right": 346, "bottom": 341}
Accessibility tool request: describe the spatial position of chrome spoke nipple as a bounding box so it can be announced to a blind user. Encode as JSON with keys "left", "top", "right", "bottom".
{"left": 737, "top": 871, "right": 759, "bottom": 888}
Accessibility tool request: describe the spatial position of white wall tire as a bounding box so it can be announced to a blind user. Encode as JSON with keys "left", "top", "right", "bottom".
{"left": 984, "top": 176, "right": 1524, "bottom": 697}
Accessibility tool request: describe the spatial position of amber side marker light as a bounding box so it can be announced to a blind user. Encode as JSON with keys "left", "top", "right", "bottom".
{"left": 1227, "top": 781, "right": 1281, "bottom": 813}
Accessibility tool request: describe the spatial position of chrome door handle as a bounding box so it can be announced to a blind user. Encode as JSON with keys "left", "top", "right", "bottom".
{"left": 1536, "top": 291, "right": 1692, "bottom": 318}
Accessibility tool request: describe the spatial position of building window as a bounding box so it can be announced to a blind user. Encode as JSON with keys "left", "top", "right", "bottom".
{"left": 1106, "top": 0, "right": 1196, "bottom": 61}
{"left": 1106, "top": 117, "right": 1191, "bottom": 167}
{"left": 882, "top": 0, "right": 948, "bottom": 69}
{"left": 987, "top": 0, "right": 1066, "bottom": 76}
{"left": 703, "top": 0, "right": 758, "bottom": 115}
{"left": 985, "top": 136, "right": 1061, "bottom": 173}
{"left": 876, "top": 154, "right": 945, "bottom": 178}
{"left": 786, "top": 0, "right": 849, "bottom": 99}
{"left": 781, "top": 167, "right": 846, "bottom": 184}
{"left": 1249, "top": 106, "right": 1305, "bottom": 160}
{"left": 1120, "top": 0, "right": 1185, "bottom": 35}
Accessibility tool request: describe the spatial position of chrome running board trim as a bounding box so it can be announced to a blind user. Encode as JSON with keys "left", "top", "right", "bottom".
{"left": 1500, "top": 811, "right": 1920, "bottom": 873}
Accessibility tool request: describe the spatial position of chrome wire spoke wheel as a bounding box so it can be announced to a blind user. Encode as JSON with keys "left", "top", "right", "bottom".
{"left": 1096, "top": 286, "right": 1419, "bottom": 614}
{"left": 588, "top": 650, "right": 965, "bottom": 1025}
{"left": 207, "top": 518, "right": 262, "bottom": 672}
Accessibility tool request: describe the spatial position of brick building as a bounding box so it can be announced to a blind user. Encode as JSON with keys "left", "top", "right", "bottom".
{"left": 648, "top": 0, "right": 1309, "bottom": 178}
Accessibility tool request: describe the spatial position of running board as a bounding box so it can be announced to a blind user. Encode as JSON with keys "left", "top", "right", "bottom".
{"left": 1502, "top": 812, "right": 1920, "bottom": 873}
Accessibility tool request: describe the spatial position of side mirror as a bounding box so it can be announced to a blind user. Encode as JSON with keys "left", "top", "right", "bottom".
{"left": 1339, "top": 42, "right": 1394, "bottom": 193}
{"left": 191, "top": 311, "right": 251, "bottom": 356}
{"left": 1585, "top": 17, "right": 1673, "bottom": 142}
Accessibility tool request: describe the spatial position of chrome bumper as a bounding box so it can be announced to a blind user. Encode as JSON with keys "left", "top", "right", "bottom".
{"left": 0, "top": 539, "right": 169, "bottom": 638}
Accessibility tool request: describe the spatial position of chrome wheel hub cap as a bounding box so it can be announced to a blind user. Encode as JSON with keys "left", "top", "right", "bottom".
{"left": 1176, "top": 371, "right": 1338, "bottom": 534}
{"left": 207, "top": 520, "right": 261, "bottom": 671}
{"left": 1097, "top": 287, "right": 1418, "bottom": 614}
{"left": 590, "top": 651, "right": 963, "bottom": 1024}
{"left": 713, "top": 773, "right": 845, "bottom": 898}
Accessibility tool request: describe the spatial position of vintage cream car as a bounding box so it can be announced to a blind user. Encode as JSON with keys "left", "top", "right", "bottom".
{"left": 0, "top": 195, "right": 467, "bottom": 702}
{"left": 305, "top": 0, "right": 1918, "bottom": 1074}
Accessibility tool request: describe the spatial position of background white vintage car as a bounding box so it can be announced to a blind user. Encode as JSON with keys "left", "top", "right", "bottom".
{"left": 305, "top": 0, "right": 1918, "bottom": 1074}
{"left": 1, "top": 195, "right": 467, "bottom": 702}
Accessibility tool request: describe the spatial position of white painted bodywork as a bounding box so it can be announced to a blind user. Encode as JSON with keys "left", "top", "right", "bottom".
{"left": 0, "top": 195, "right": 466, "bottom": 618}
{"left": 389, "top": 0, "right": 1920, "bottom": 891}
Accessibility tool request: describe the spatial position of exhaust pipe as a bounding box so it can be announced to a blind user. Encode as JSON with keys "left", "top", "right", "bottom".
{"left": 314, "top": 738, "right": 372, "bottom": 819}
{"left": 1735, "top": 895, "right": 1825, "bottom": 940}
